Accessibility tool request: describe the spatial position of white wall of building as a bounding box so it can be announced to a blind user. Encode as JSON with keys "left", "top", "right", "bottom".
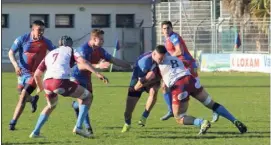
{"left": 2, "top": 3, "right": 153, "bottom": 62}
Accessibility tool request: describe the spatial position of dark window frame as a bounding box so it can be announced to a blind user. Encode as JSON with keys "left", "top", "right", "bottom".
{"left": 116, "top": 14, "right": 135, "bottom": 28}
{"left": 55, "top": 14, "right": 74, "bottom": 28}
{"left": 91, "top": 14, "right": 110, "bottom": 28}
{"left": 2, "top": 14, "right": 9, "bottom": 28}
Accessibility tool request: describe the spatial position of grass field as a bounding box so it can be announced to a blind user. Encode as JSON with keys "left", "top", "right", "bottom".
{"left": 2, "top": 72, "right": 270, "bottom": 145}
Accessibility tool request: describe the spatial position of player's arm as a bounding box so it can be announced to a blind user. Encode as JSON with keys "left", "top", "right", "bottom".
{"left": 134, "top": 63, "right": 160, "bottom": 91}
{"left": 9, "top": 37, "right": 22, "bottom": 76}
{"left": 100, "top": 48, "right": 132, "bottom": 69}
{"left": 170, "top": 35, "right": 184, "bottom": 57}
{"left": 134, "top": 71, "right": 157, "bottom": 91}
{"left": 34, "top": 59, "right": 46, "bottom": 95}
{"left": 109, "top": 57, "right": 132, "bottom": 69}
{"left": 76, "top": 56, "right": 109, "bottom": 84}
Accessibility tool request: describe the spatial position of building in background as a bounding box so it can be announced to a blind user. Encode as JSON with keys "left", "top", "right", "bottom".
{"left": 2, "top": 0, "right": 157, "bottom": 67}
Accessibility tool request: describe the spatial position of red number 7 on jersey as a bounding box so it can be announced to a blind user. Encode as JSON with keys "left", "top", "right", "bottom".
{"left": 52, "top": 53, "right": 59, "bottom": 64}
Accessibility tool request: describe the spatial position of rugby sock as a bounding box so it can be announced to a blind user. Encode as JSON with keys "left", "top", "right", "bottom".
{"left": 72, "top": 101, "right": 79, "bottom": 117}
{"left": 10, "top": 119, "right": 17, "bottom": 125}
{"left": 125, "top": 119, "right": 131, "bottom": 125}
{"left": 163, "top": 92, "right": 172, "bottom": 113}
{"left": 76, "top": 105, "right": 89, "bottom": 129}
{"left": 33, "top": 114, "right": 48, "bottom": 134}
{"left": 142, "top": 109, "right": 150, "bottom": 118}
{"left": 84, "top": 113, "right": 91, "bottom": 129}
{"left": 193, "top": 118, "right": 204, "bottom": 127}
{"left": 213, "top": 103, "right": 236, "bottom": 123}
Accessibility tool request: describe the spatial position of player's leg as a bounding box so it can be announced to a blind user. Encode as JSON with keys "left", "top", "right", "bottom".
{"left": 9, "top": 75, "right": 38, "bottom": 130}
{"left": 30, "top": 94, "right": 58, "bottom": 138}
{"left": 68, "top": 84, "right": 93, "bottom": 138}
{"left": 171, "top": 76, "right": 211, "bottom": 135}
{"left": 71, "top": 80, "right": 92, "bottom": 134}
{"left": 138, "top": 84, "right": 160, "bottom": 126}
{"left": 121, "top": 87, "right": 143, "bottom": 133}
{"left": 193, "top": 88, "right": 247, "bottom": 133}
{"left": 189, "top": 60, "right": 220, "bottom": 123}
{"left": 160, "top": 82, "right": 174, "bottom": 121}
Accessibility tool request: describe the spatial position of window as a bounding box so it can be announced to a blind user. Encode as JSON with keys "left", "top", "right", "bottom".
{"left": 91, "top": 14, "right": 110, "bottom": 28}
{"left": 30, "top": 14, "right": 49, "bottom": 28}
{"left": 55, "top": 14, "right": 74, "bottom": 28}
{"left": 116, "top": 14, "right": 134, "bottom": 28}
{"left": 2, "top": 14, "right": 9, "bottom": 28}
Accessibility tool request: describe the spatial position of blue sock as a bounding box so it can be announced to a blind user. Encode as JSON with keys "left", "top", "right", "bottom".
{"left": 76, "top": 105, "right": 89, "bottom": 129}
{"left": 125, "top": 119, "right": 131, "bottom": 125}
{"left": 33, "top": 114, "right": 48, "bottom": 134}
{"left": 72, "top": 101, "right": 79, "bottom": 117}
{"left": 84, "top": 113, "right": 91, "bottom": 129}
{"left": 163, "top": 92, "right": 172, "bottom": 113}
{"left": 193, "top": 118, "right": 204, "bottom": 127}
{"left": 215, "top": 104, "right": 236, "bottom": 123}
{"left": 10, "top": 119, "right": 17, "bottom": 125}
{"left": 142, "top": 110, "right": 150, "bottom": 118}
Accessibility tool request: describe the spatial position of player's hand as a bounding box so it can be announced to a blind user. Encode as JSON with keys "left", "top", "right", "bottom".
{"left": 36, "top": 86, "right": 44, "bottom": 95}
{"left": 97, "top": 59, "right": 111, "bottom": 69}
{"left": 15, "top": 66, "right": 22, "bottom": 76}
{"left": 96, "top": 73, "right": 109, "bottom": 84}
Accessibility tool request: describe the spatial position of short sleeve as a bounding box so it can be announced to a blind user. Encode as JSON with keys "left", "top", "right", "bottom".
{"left": 169, "top": 33, "right": 181, "bottom": 46}
{"left": 44, "top": 39, "right": 56, "bottom": 51}
{"left": 10, "top": 36, "right": 23, "bottom": 53}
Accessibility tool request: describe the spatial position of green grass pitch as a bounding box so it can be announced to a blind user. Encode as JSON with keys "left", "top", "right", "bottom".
{"left": 2, "top": 72, "right": 270, "bottom": 145}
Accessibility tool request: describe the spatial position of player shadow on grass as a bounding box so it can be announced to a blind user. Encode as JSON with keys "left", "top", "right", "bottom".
{"left": 139, "top": 134, "right": 270, "bottom": 139}
{"left": 94, "top": 85, "right": 270, "bottom": 88}
{"left": 2, "top": 141, "right": 80, "bottom": 145}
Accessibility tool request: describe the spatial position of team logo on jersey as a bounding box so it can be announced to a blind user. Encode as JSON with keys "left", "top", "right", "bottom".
{"left": 172, "top": 37, "right": 178, "bottom": 43}
{"left": 14, "top": 39, "right": 19, "bottom": 45}
{"left": 177, "top": 91, "right": 188, "bottom": 100}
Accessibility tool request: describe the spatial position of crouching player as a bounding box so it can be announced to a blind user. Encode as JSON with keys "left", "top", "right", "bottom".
{"left": 144, "top": 45, "right": 247, "bottom": 134}
{"left": 121, "top": 52, "right": 161, "bottom": 133}
{"left": 29, "top": 36, "right": 109, "bottom": 138}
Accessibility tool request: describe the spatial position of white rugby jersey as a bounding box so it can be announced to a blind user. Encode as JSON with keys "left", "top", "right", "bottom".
{"left": 158, "top": 53, "right": 191, "bottom": 88}
{"left": 37, "top": 46, "right": 80, "bottom": 80}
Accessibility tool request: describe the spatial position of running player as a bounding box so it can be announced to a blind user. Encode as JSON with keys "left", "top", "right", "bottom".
{"left": 121, "top": 51, "right": 161, "bottom": 133}
{"left": 160, "top": 21, "right": 219, "bottom": 122}
{"left": 142, "top": 45, "right": 247, "bottom": 134}
{"left": 8, "top": 20, "right": 55, "bottom": 130}
{"left": 29, "top": 36, "right": 108, "bottom": 138}
{"left": 71, "top": 29, "right": 132, "bottom": 134}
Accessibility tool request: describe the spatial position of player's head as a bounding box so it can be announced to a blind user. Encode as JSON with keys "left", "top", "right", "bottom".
{"left": 31, "top": 20, "right": 45, "bottom": 40}
{"left": 161, "top": 21, "right": 173, "bottom": 36}
{"left": 152, "top": 45, "right": 167, "bottom": 64}
{"left": 58, "top": 35, "right": 73, "bottom": 47}
{"left": 90, "top": 29, "right": 104, "bottom": 47}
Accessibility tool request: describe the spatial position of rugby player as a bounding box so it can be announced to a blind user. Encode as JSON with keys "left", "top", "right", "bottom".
{"left": 8, "top": 20, "right": 55, "bottom": 130}
{"left": 29, "top": 36, "right": 108, "bottom": 138}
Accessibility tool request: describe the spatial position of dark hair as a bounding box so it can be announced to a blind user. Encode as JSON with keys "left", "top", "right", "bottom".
{"left": 91, "top": 29, "right": 104, "bottom": 37}
{"left": 161, "top": 21, "right": 172, "bottom": 28}
{"left": 155, "top": 45, "right": 167, "bottom": 54}
{"left": 59, "top": 35, "right": 73, "bottom": 47}
{"left": 32, "top": 20, "right": 45, "bottom": 27}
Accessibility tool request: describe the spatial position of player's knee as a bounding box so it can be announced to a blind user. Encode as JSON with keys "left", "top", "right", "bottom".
{"left": 47, "top": 100, "right": 58, "bottom": 109}
{"left": 24, "top": 85, "right": 35, "bottom": 95}
{"left": 79, "top": 89, "right": 92, "bottom": 100}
